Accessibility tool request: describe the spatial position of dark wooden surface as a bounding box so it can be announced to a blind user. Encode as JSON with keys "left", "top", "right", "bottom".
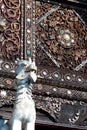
{"left": 41, "top": 0, "right": 87, "bottom": 8}
{"left": 35, "top": 124, "right": 85, "bottom": 130}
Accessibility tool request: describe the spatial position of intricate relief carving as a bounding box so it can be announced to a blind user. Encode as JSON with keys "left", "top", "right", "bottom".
{"left": 0, "top": 60, "right": 16, "bottom": 72}
{"left": 37, "top": 66, "right": 87, "bottom": 91}
{"left": 34, "top": 94, "right": 87, "bottom": 126}
{"left": 0, "top": 0, "right": 21, "bottom": 60}
{"left": 0, "top": 89, "right": 15, "bottom": 107}
{"left": 25, "top": 0, "right": 36, "bottom": 61}
{"left": 0, "top": 0, "right": 87, "bottom": 129}
{"left": 1, "top": 88, "right": 87, "bottom": 127}
{"left": 34, "top": 84, "right": 87, "bottom": 102}
{"left": 35, "top": 1, "right": 87, "bottom": 73}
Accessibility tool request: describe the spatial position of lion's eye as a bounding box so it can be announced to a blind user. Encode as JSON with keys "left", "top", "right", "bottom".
{"left": 25, "top": 68, "right": 36, "bottom": 73}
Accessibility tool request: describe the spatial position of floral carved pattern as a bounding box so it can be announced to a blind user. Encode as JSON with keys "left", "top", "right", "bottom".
{"left": 0, "top": 0, "right": 87, "bottom": 128}
{"left": 0, "top": 0, "right": 21, "bottom": 61}
{"left": 35, "top": 1, "right": 87, "bottom": 73}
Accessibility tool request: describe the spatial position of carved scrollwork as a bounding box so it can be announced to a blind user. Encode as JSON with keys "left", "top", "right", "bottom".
{"left": 3, "top": 0, "right": 20, "bottom": 9}
{"left": 34, "top": 94, "right": 87, "bottom": 126}
{"left": 11, "top": 21, "right": 20, "bottom": 31}
{"left": 34, "top": 1, "right": 87, "bottom": 127}
{"left": 0, "top": 0, "right": 87, "bottom": 129}
{"left": 0, "top": 0, "right": 21, "bottom": 61}
{"left": 36, "top": 1, "right": 87, "bottom": 72}
{"left": 3, "top": 8, "right": 20, "bottom": 22}
{"left": 2, "top": 39, "right": 20, "bottom": 60}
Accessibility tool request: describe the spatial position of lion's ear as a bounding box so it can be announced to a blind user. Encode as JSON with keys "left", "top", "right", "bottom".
{"left": 28, "top": 58, "right": 32, "bottom": 64}
{"left": 32, "top": 61, "right": 36, "bottom": 66}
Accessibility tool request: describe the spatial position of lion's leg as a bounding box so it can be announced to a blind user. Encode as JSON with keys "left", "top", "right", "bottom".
{"left": 11, "top": 119, "right": 22, "bottom": 130}
{"left": 26, "top": 121, "right": 35, "bottom": 130}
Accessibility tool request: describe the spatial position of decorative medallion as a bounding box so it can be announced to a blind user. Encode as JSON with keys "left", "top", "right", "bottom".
{"left": 36, "top": 1, "right": 87, "bottom": 73}
{"left": 58, "top": 29, "right": 74, "bottom": 48}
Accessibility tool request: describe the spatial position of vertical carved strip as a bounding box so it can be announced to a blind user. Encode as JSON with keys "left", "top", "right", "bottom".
{"left": 0, "top": 0, "right": 21, "bottom": 60}
{"left": 20, "top": 0, "right": 24, "bottom": 59}
{"left": 32, "top": 0, "right": 36, "bottom": 62}
{"left": 25, "top": 0, "right": 36, "bottom": 61}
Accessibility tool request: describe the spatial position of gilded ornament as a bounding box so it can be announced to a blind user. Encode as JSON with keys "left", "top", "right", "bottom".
{"left": 0, "top": 90, "right": 7, "bottom": 97}
{"left": 0, "top": 34, "right": 4, "bottom": 42}
{"left": 6, "top": 79, "right": 12, "bottom": 85}
{"left": 27, "top": 29, "right": 30, "bottom": 33}
{"left": 27, "top": 40, "right": 31, "bottom": 44}
{"left": 67, "top": 90, "right": 71, "bottom": 95}
{"left": 1, "top": 4, "right": 4, "bottom": 10}
{"left": 5, "top": 64, "right": 10, "bottom": 69}
{"left": 37, "top": 84, "right": 43, "bottom": 90}
{"left": 50, "top": 43, "right": 57, "bottom": 53}
{"left": 0, "top": 18, "right": 6, "bottom": 27}
{"left": 53, "top": 88, "right": 57, "bottom": 92}
{"left": 58, "top": 29, "right": 75, "bottom": 48}
{"left": 0, "top": 18, "right": 7, "bottom": 31}
{"left": 26, "top": 50, "right": 31, "bottom": 55}
{"left": 81, "top": 92, "right": 86, "bottom": 97}
{"left": 63, "top": 33, "right": 70, "bottom": 41}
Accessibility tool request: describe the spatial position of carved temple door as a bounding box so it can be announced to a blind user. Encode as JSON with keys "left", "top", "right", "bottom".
{"left": 0, "top": 0, "right": 87, "bottom": 129}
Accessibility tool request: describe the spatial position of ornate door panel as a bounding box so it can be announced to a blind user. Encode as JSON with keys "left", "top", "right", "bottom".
{"left": 35, "top": 1, "right": 87, "bottom": 127}
{"left": 0, "top": 0, "right": 87, "bottom": 129}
